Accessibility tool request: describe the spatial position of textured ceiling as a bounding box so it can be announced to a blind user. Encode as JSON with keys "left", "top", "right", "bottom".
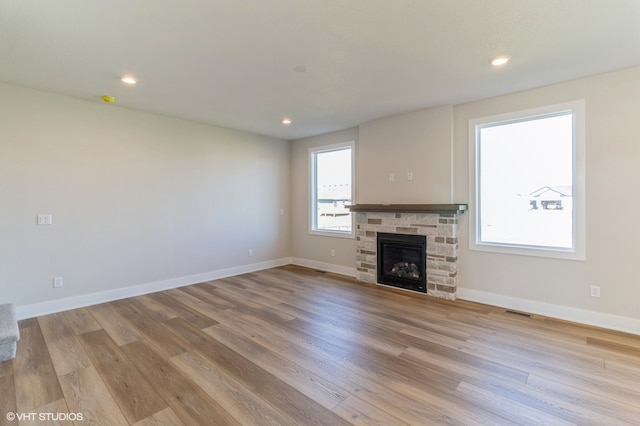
{"left": 1, "top": 0, "right": 639, "bottom": 140}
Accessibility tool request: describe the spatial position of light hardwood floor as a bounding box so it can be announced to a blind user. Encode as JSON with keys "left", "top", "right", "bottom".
{"left": 2, "top": 265, "right": 640, "bottom": 425}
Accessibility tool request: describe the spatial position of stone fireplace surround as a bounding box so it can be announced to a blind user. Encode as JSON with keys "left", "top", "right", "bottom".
{"left": 349, "top": 204, "right": 467, "bottom": 300}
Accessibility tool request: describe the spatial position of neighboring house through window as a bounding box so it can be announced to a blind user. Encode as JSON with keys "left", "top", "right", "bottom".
{"left": 309, "top": 141, "right": 355, "bottom": 237}
{"left": 529, "top": 185, "right": 572, "bottom": 211}
{"left": 469, "top": 101, "right": 585, "bottom": 260}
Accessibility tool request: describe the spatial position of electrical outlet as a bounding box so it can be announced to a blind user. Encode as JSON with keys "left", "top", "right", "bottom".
{"left": 590, "top": 285, "right": 600, "bottom": 298}
{"left": 388, "top": 172, "right": 395, "bottom": 182}
{"left": 330, "top": 249, "right": 335, "bottom": 257}
{"left": 248, "top": 249, "right": 253, "bottom": 257}
{"left": 53, "top": 277, "right": 63, "bottom": 288}
{"left": 407, "top": 171, "right": 413, "bottom": 181}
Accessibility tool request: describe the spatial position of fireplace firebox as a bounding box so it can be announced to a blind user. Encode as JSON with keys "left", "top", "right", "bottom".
{"left": 377, "top": 232, "right": 427, "bottom": 293}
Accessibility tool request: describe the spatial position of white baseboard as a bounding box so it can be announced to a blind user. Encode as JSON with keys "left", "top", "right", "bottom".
{"left": 290, "top": 257, "right": 357, "bottom": 278}
{"left": 19, "top": 258, "right": 638, "bottom": 337}
{"left": 458, "top": 287, "right": 640, "bottom": 336}
{"left": 16, "top": 258, "right": 292, "bottom": 320}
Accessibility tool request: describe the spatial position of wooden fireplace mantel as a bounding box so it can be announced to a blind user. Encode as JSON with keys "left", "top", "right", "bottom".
{"left": 347, "top": 204, "right": 468, "bottom": 214}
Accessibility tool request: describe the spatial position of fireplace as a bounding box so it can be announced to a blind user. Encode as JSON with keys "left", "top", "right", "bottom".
{"left": 377, "top": 232, "right": 427, "bottom": 293}
{"left": 350, "top": 204, "right": 466, "bottom": 300}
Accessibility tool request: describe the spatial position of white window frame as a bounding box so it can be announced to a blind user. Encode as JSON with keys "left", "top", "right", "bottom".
{"left": 309, "top": 141, "right": 355, "bottom": 238}
{"left": 469, "top": 100, "right": 586, "bottom": 260}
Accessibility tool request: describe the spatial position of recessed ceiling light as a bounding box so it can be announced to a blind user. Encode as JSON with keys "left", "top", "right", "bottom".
{"left": 281, "top": 118, "right": 293, "bottom": 126}
{"left": 490, "top": 55, "right": 511, "bottom": 66}
{"left": 121, "top": 74, "right": 137, "bottom": 84}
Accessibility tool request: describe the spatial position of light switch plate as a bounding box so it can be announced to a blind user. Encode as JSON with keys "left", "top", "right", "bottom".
{"left": 37, "top": 214, "right": 53, "bottom": 225}
{"left": 53, "top": 277, "right": 63, "bottom": 288}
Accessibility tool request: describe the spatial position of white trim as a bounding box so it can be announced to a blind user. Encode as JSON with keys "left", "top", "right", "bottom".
{"left": 449, "top": 108, "right": 455, "bottom": 204}
{"left": 14, "top": 256, "right": 639, "bottom": 337}
{"left": 290, "top": 257, "right": 357, "bottom": 278}
{"left": 308, "top": 229, "right": 355, "bottom": 239}
{"left": 309, "top": 140, "right": 356, "bottom": 238}
{"left": 458, "top": 287, "right": 640, "bottom": 336}
{"left": 15, "top": 258, "right": 291, "bottom": 320}
{"left": 468, "top": 100, "right": 586, "bottom": 261}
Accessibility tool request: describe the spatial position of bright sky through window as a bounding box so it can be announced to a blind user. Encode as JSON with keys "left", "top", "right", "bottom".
{"left": 311, "top": 144, "right": 353, "bottom": 235}
{"left": 478, "top": 112, "right": 573, "bottom": 248}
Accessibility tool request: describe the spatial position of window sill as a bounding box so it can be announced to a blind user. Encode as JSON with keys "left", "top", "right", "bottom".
{"left": 309, "top": 230, "right": 355, "bottom": 239}
{"left": 470, "top": 241, "right": 585, "bottom": 261}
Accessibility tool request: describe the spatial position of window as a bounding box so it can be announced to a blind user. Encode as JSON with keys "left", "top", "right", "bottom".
{"left": 309, "top": 141, "right": 355, "bottom": 237}
{"left": 469, "top": 101, "right": 585, "bottom": 260}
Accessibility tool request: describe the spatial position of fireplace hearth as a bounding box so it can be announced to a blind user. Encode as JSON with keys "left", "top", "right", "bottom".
{"left": 377, "top": 233, "right": 426, "bottom": 293}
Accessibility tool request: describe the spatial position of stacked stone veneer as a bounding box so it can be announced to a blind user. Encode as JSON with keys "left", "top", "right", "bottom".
{"left": 355, "top": 211, "right": 459, "bottom": 300}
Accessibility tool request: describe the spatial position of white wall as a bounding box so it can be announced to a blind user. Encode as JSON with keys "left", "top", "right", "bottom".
{"left": 0, "top": 83, "right": 290, "bottom": 316}
{"left": 358, "top": 105, "right": 454, "bottom": 203}
{"left": 5, "top": 65, "right": 640, "bottom": 333}
{"left": 453, "top": 66, "right": 640, "bottom": 332}
{"left": 289, "top": 106, "right": 455, "bottom": 274}
{"left": 290, "top": 128, "right": 358, "bottom": 276}
{"left": 291, "top": 66, "right": 640, "bottom": 334}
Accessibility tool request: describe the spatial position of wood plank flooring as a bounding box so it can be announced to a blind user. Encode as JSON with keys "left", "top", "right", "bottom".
{"left": 2, "top": 265, "right": 640, "bottom": 425}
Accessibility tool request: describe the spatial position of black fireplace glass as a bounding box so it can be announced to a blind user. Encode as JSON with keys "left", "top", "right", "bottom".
{"left": 377, "top": 233, "right": 427, "bottom": 293}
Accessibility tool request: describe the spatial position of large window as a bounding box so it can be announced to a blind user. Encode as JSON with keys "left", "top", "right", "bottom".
{"left": 469, "top": 101, "right": 585, "bottom": 260}
{"left": 309, "top": 141, "right": 355, "bottom": 237}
